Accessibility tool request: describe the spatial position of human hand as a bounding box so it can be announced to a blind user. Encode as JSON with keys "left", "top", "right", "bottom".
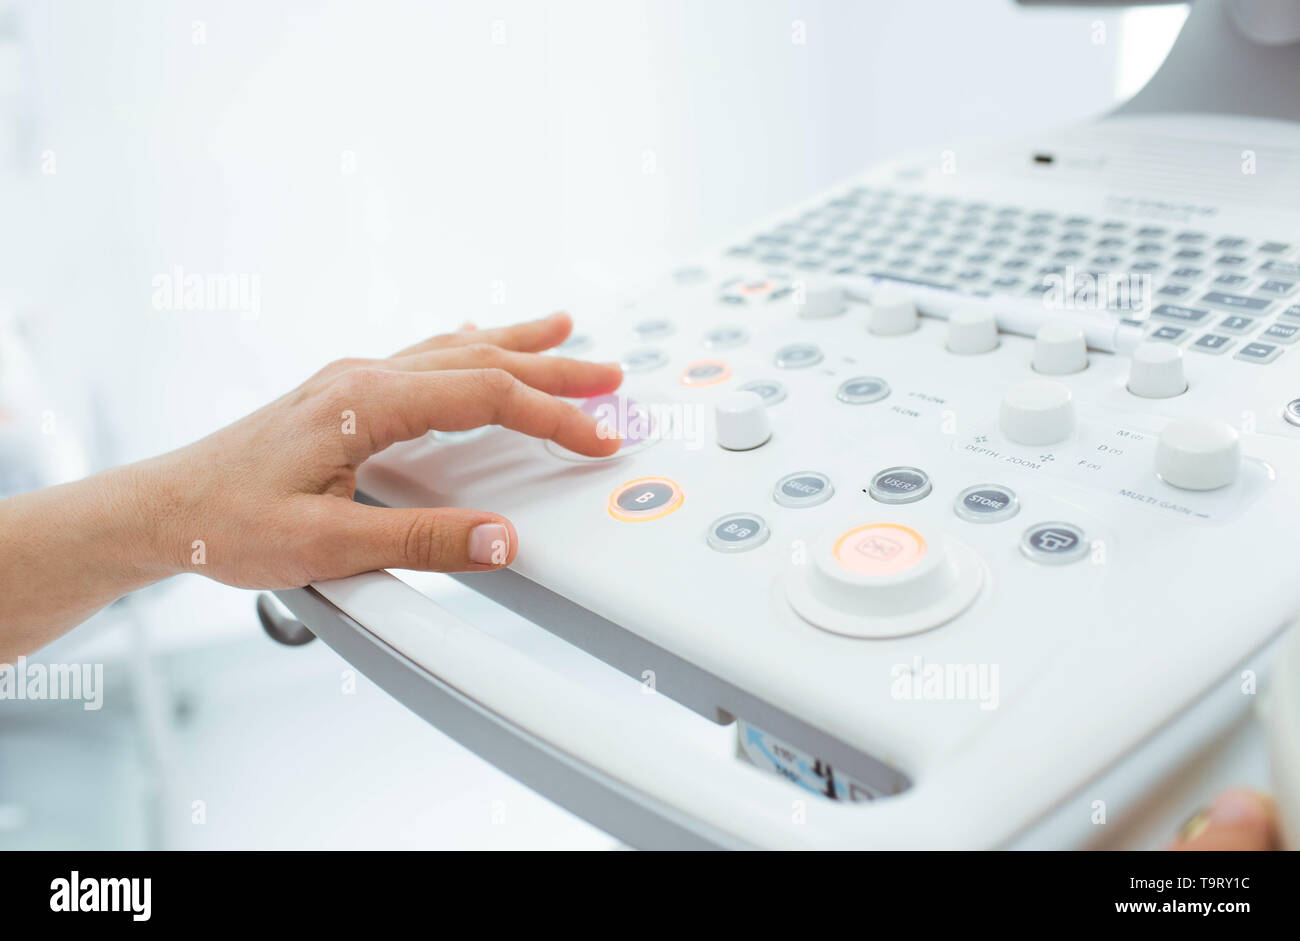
{"left": 1167, "top": 789, "right": 1282, "bottom": 851}
{"left": 137, "top": 311, "right": 623, "bottom": 588}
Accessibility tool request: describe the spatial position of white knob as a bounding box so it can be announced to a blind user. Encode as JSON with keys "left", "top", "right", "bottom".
{"left": 793, "top": 280, "right": 847, "bottom": 319}
{"left": 868, "top": 291, "right": 918, "bottom": 336}
{"left": 1155, "top": 417, "right": 1240, "bottom": 490}
{"left": 1032, "top": 322, "right": 1088, "bottom": 375}
{"left": 1000, "top": 379, "right": 1076, "bottom": 446}
{"left": 784, "top": 522, "right": 984, "bottom": 638}
{"left": 1127, "top": 341, "right": 1187, "bottom": 399}
{"left": 946, "top": 307, "right": 999, "bottom": 354}
{"left": 715, "top": 390, "right": 771, "bottom": 451}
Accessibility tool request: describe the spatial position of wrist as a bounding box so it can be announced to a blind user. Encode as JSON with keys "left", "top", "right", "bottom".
{"left": 100, "top": 457, "right": 188, "bottom": 583}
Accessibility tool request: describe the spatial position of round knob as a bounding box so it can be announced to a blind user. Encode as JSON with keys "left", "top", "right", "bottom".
{"left": 793, "top": 280, "right": 847, "bottom": 319}
{"left": 1155, "top": 417, "right": 1240, "bottom": 490}
{"left": 785, "top": 522, "right": 984, "bottom": 638}
{"left": 714, "top": 390, "right": 771, "bottom": 451}
{"left": 868, "top": 291, "right": 918, "bottom": 336}
{"left": 1032, "top": 322, "right": 1088, "bottom": 375}
{"left": 946, "top": 307, "right": 999, "bottom": 354}
{"left": 1127, "top": 341, "right": 1187, "bottom": 399}
{"left": 1000, "top": 379, "right": 1076, "bottom": 446}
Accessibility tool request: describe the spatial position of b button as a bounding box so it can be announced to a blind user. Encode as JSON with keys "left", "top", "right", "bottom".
{"left": 608, "top": 477, "right": 684, "bottom": 522}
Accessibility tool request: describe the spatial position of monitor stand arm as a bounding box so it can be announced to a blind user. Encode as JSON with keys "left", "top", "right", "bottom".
{"left": 1116, "top": 0, "right": 1300, "bottom": 122}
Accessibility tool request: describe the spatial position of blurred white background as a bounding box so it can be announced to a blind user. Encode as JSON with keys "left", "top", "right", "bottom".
{"left": 0, "top": 0, "right": 1192, "bottom": 849}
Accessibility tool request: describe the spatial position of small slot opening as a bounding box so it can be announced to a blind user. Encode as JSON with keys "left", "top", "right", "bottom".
{"left": 1032, "top": 153, "right": 1055, "bottom": 165}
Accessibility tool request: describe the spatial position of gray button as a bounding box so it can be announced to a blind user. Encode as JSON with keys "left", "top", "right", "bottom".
{"left": 774, "top": 471, "right": 834, "bottom": 508}
{"left": 1262, "top": 323, "right": 1299, "bottom": 344}
{"left": 1257, "top": 280, "right": 1297, "bottom": 297}
{"left": 1282, "top": 305, "right": 1300, "bottom": 322}
{"left": 673, "top": 267, "right": 708, "bottom": 285}
{"left": 1260, "top": 259, "right": 1300, "bottom": 280}
{"left": 1156, "top": 284, "right": 1192, "bottom": 300}
{"left": 1212, "top": 272, "right": 1249, "bottom": 288}
{"left": 1020, "top": 522, "right": 1089, "bottom": 565}
{"left": 1216, "top": 315, "right": 1257, "bottom": 334}
{"left": 738, "top": 379, "right": 787, "bottom": 406}
{"left": 954, "top": 484, "right": 1020, "bottom": 523}
{"left": 615, "top": 482, "right": 675, "bottom": 513}
{"left": 836, "top": 376, "right": 891, "bottom": 405}
{"left": 1235, "top": 342, "right": 1282, "bottom": 364}
{"left": 1200, "top": 291, "right": 1272, "bottom": 314}
{"left": 868, "top": 466, "right": 932, "bottom": 505}
{"left": 632, "top": 319, "right": 675, "bottom": 341}
{"left": 1191, "top": 333, "right": 1234, "bottom": 354}
{"left": 1149, "top": 325, "right": 1189, "bottom": 344}
{"left": 1284, "top": 399, "right": 1300, "bottom": 427}
{"left": 1152, "top": 303, "right": 1210, "bottom": 325}
{"left": 706, "top": 513, "right": 770, "bottom": 553}
{"left": 774, "top": 343, "right": 824, "bottom": 369}
{"left": 702, "top": 326, "right": 749, "bottom": 350}
{"left": 559, "top": 333, "right": 592, "bottom": 354}
{"left": 620, "top": 348, "right": 668, "bottom": 373}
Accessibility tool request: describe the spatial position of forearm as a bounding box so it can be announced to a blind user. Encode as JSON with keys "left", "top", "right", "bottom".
{"left": 0, "top": 461, "right": 174, "bottom": 660}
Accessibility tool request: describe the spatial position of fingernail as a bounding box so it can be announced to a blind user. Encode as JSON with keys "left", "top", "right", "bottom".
{"left": 468, "top": 523, "right": 509, "bottom": 565}
{"left": 1177, "top": 807, "right": 1211, "bottom": 842}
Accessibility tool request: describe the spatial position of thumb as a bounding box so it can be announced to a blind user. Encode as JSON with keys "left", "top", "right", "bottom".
{"left": 1168, "top": 789, "right": 1281, "bottom": 851}
{"left": 321, "top": 503, "right": 518, "bottom": 575}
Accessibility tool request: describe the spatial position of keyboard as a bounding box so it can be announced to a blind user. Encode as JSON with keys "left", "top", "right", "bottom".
{"left": 351, "top": 113, "right": 1300, "bottom": 846}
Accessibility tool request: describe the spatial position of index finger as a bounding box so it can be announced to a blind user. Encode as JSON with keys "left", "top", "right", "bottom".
{"left": 392, "top": 312, "right": 574, "bottom": 358}
{"left": 344, "top": 366, "right": 621, "bottom": 459}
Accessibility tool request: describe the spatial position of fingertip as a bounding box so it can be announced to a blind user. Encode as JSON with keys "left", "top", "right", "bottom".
{"left": 468, "top": 517, "right": 517, "bottom": 567}
{"left": 1169, "top": 789, "right": 1280, "bottom": 851}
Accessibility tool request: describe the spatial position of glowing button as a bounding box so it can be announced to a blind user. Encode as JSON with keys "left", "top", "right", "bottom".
{"left": 833, "top": 524, "right": 928, "bottom": 577}
{"left": 608, "top": 477, "right": 684, "bottom": 522}
{"left": 681, "top": 359, "right": 732, "bottom": 386}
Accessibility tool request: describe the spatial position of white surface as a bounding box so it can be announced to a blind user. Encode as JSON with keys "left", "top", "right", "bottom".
{"left": 352, "top": 112, "right": 1300, "bottom": 847}
{"left": 867, "top": 292, "right": 919, "bottom": 336}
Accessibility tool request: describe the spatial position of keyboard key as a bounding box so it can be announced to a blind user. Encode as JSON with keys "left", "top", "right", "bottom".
{"left": 1191, "top": 333, "right": 1234, "bottom": 354}
{"left": 1258, "top": 280, "right": 1297, "bottom": 297}
{"left": 1282, "top": 305, "right": 1300, "bottom": 321}
{"left": 1215, "top": 237, "right": 1248, "bottom": 249}
{"left": 1260, "top": 259, "right": 1300, "bottom": 279}
{"left": 1216, "top": 315, "right": 1257, "bottom": 334}
{"left": 1131, "top": 261, "right": 1162, "bottom": 273}
{"left": 1215, "top": 254, "right": 1249, "bottom": 267}
{"left": 1135, "top": 226, "right": 1167, "bottom": 238}
{"left": 1262, "top": 323, "right": 1300, "bottom": 344}
{"left": 1200, "top": 291, "right": 1272, "bottom": 313}
{"left": 1095, "top": 237, "right": 1126, "bottom": 250}
{"left": 1157, "top": 284, "right": 1192, "bottom": 300}
{"left": 1175, "top": 231, "right": 1208, "bottom": 243}
{"left": 1152, "top": 303, "right": 1211, "bottom": 325}
{"left": 1168, "top": 266, "right": 1204, "bottom": 281}
{"left": 1134, "top": 242, "right": 1165, "bottom": 256}
{"left": 1149, "top": 325, "right": 1190, "bottom": 344}
{"left": 1213, "top": 272, "right": 1249, "bottom": 288}
{"left": 1235, "top": 342, "right": 1282, "bottom": 364}
{"left": 1258, "top": 241, "right": 1291, "bottom": 254}
{"left": 1100, "top": 220, "right": 1127, "bottom": 231}
{"left": 1173, "top": 248, "right": 1204, "bottom": 261}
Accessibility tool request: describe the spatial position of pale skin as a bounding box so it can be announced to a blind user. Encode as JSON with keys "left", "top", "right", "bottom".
{"left": 0, "top": 312, "right": 1280, "bottom": 849}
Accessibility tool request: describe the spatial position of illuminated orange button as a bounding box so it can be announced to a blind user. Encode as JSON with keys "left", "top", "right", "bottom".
{"left": 608, "top": 476, "right": 684, "bottom": 522}
{"left": 681, "top": 359, "right": 732, "bottom": 387}
{"left": 833, "top": 523, "right": 927, "bottom": 577}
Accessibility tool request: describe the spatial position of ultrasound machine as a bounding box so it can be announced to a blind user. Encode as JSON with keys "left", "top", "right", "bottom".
{"left": 267, "top": 0, "right": 1300, "bottom": 848}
